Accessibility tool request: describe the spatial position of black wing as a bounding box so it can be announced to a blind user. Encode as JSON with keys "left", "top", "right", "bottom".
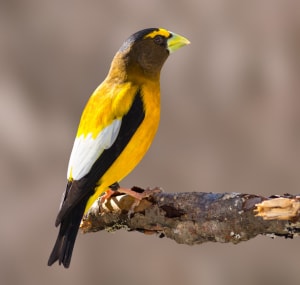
{"left": 48, "top": 90, "right": 145, "bottom": 268}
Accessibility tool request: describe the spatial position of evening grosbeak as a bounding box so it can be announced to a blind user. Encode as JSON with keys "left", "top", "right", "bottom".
{"left": 48, "top": 28, "right": 190, "bottom": 268}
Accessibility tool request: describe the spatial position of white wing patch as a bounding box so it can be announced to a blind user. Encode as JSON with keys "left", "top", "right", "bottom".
{"left": 67, "top": 119, "right": 122, "bottom": 180}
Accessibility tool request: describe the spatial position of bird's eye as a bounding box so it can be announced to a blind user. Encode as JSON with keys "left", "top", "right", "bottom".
{"left": 153, "top": 35, "right": 165, "bottom": 46}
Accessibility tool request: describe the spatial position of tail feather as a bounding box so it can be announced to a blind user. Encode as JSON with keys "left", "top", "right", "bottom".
{"left": 48, "top": 197, "right": 88, "bottom": 268}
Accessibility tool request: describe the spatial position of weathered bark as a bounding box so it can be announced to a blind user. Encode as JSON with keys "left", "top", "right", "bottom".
{"left": 80, "top": 188, "right": 300, "bottom": 244}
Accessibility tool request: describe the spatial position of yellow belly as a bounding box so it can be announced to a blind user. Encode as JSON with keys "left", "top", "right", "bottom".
{"left": 84, "top": 82, "right": 160, "bottom": 212}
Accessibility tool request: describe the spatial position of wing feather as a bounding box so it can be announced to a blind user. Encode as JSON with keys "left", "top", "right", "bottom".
{"left": 67, "top": 119, "right": 122, "bottom": 180}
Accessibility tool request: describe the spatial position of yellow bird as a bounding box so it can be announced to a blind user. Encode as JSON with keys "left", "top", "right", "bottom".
{"left": 48, "top": 28, "right": 190, "bottom": 268}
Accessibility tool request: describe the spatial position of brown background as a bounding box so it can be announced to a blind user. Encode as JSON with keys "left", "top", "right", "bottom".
{"left": 1, "top": 1, "right": 300, "bottom": 284}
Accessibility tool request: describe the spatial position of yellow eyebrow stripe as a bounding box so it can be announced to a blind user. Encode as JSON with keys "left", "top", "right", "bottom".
{"left": 144, "top": 28, "right": 171, "bottom": 39}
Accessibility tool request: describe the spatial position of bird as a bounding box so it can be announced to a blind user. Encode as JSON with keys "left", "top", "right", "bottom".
{"left": 48, "top": 27, "right": 190, "bottom": 268}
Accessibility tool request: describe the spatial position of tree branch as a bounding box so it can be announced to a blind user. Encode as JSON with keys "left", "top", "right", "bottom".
{"left": 80, "top": 188, "right": 300, "bottom": 244}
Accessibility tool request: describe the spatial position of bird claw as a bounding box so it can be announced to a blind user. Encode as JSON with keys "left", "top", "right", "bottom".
{"left": 99, "top": 187, "right": 162, "bottom": 217}
{"left": 99, "top": 189, "right": 116, "bottom": 205}
{"left": 118, "top": 187, "right": 162, "bottom": 218}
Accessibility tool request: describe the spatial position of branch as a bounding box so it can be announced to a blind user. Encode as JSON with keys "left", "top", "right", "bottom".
{"left": 80, "top": 188, "right": 300, "bottom": 245}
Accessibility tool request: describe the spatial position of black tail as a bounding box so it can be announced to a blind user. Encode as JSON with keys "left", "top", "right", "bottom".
{"left": 48, "top": 198, "right": 87, "bottom": 268}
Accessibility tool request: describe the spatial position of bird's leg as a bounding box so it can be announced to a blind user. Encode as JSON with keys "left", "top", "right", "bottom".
{"left": 116, "top": 186, "right": 162, "bottom": 217}
{"left": 99, "top": 182, "right": 138, "bottom": 205}
{"left": 99, "top": 182, "right": 120, "bottom": 204}
{"left": 115, "top": 187, "right": 148, "bottom": 201}
{"left": 101, "top": 183, "right": 161, "bottom": 216}
{"left": 99, "top": 189, "right": 115, "bottom": 204}
{"left": 111, "top": 184, "right": 158, "bottom": 201}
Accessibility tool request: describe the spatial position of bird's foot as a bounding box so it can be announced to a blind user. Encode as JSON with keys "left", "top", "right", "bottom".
{"left": 117, "top": 187, "right": 162, "bottom": 217}
{"left": 99, "top": 188, "right": 116, "bottom": 205}
{"left": 100, "top": 187, "right": 162, "bottom": 217}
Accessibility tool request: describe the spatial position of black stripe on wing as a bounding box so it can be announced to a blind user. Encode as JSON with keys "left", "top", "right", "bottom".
{"left": 88, "top": 89, "right": 145, "bottom": 187}
{"left": 56, "top": 89, "right": 145, "bottom": 225}
{"left": 49, "top": 90, "right": 145, "bottom": 267}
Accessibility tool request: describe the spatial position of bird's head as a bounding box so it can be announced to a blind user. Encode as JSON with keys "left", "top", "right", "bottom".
{"left": 109, "top": 28, "right": 190, "bottom": 81}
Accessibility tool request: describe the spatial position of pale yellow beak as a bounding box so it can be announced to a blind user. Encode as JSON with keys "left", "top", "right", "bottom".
{"left": 167, "top": 32, "right": 190, "bottom": 53}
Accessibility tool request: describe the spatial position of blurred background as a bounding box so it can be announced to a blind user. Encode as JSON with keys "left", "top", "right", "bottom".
{"left": 1, "top": 0, "right": 300, "bottom": 284}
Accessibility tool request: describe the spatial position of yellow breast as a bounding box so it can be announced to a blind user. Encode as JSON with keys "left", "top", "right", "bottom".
{"left": 84, "top": 80, "right": 160, "bottom": 212}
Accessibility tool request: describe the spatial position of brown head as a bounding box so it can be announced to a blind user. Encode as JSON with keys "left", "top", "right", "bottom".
{"left": 108, "top": 28, "right": 190, "bottom": 82}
